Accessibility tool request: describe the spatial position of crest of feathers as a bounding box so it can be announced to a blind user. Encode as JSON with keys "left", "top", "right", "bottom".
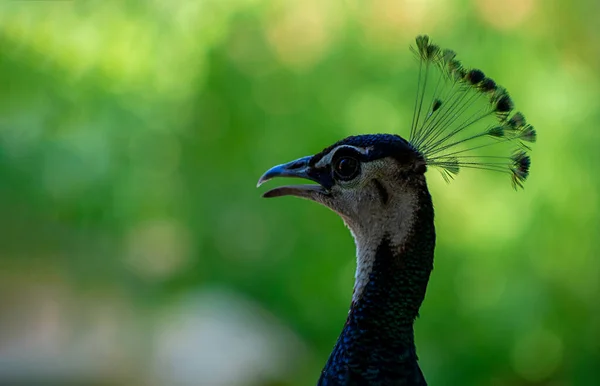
{"left": 407, "top": 35, "right": 536, "bottom": 189}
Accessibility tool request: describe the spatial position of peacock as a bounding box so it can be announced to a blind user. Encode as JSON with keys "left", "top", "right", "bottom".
{"left": 257, "top": 35, "right": 536, "bottom": 385}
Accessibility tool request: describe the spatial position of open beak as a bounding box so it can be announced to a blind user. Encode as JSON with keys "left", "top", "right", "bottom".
{"left": 257, "top": 155, "right": 331, "bottom": 199}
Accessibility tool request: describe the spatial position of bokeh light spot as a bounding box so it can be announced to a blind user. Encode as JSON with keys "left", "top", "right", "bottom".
{"left": 475, "top": 0, "right": 537, "bottom": 30}
{"left": 125, "top": 219, "right": 192, "bottom": 280}
{"left": 512, "top": 327, "right": 563, "bottom": 382}
{"left": 266, "top": 1, "right": 339, "bottom": 71}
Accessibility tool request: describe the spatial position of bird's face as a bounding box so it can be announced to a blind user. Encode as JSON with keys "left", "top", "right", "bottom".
{"left": 258, "top": 134, "right": 427, "bottom": 227}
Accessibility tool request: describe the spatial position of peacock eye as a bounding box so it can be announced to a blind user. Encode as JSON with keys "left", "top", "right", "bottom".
{"left": 333, "top": 156, "right": 360, "bottom": 181}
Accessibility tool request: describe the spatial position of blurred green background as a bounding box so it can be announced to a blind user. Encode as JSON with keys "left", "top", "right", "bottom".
{"left": 0, "top": 0, "right": 598, "bottom": 385}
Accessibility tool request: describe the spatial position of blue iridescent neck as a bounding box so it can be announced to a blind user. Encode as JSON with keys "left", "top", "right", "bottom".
{"left": 318, "top": 188, "right": 435, "bottom": 385}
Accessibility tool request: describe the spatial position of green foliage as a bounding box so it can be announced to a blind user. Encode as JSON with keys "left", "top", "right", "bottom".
{"left": 0, "top": 1, "right": 599, "bottom": 385}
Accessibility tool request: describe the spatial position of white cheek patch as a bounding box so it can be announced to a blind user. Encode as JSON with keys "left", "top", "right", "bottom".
{"left": 352, "top": 240, "right": 378, "bottom": 303}
{"left": 314, "top": 145, "right": 370, "bottom": 169}
{"left": 347, "top": 185, "right": 417, "bottom": 304}
{"left": 317, "top": 155, "right": 416, "bottom": 304}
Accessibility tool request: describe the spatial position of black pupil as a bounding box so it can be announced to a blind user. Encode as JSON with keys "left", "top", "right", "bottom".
{"left": 335, "top": 157, "right": 359, "bottom": 180}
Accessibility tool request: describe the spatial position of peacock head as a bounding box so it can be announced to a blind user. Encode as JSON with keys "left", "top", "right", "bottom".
{"left": 256, "top": 134, "right": 427, "bottom": 229}
{"left": 258, "top": 35, "right": 535, "bottom": 226}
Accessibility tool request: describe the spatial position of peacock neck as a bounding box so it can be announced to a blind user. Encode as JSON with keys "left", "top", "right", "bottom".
{"left": 318, "top": 187, "right": 435, "bottom": 385}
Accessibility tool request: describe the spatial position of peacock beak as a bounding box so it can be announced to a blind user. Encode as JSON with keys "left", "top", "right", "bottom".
{"left": 257, "top": 155, "right": 331, "bottom": 199}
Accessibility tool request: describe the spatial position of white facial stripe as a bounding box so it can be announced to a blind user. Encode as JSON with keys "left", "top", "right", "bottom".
{"left": 314, "top": 145, "right": 369, "bottom": 169}
{"left": 351, "top": 190, "right": 416, "bottom": 303}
